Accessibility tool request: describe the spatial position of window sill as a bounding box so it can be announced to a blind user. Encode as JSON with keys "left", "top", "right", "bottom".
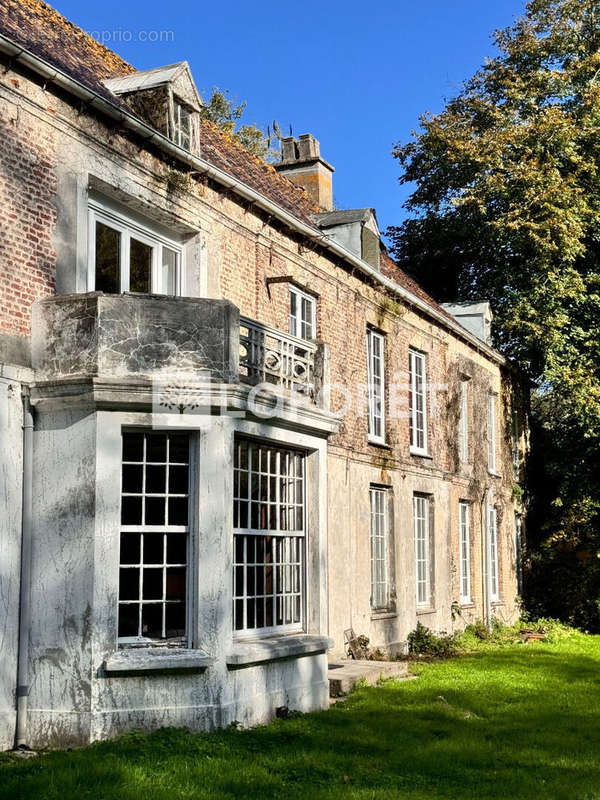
{"left": 416, "top": 607, "right": 437, "bottom": 615}
{"left": 371, "top": 610, "right": 397, "bottom": 621}
{"left": 488, "top": 470, "right": 502, "bottom": 479}
{"left": 368, "top": 437, "right": 390, "bottom": 449}
{"left": 226, "top": 634, "right": 333, "bottom": 668}
{"left": 459, "top": 601, "right": 474, "bottom": 608}
{"left": 410, "top": 449, "right": 433, "bottom": 460}
{"left": 103, "top": 647, "right": 214, "bottom": 675}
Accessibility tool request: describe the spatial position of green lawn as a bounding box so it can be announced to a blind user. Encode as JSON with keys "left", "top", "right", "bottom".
{"left": 2, "top": 632, "right": 600, "bottom": 799}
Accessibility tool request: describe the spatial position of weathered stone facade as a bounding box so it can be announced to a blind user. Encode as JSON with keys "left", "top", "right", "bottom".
{"left": 0, "top": 0, "right": 525, "bottom": 750}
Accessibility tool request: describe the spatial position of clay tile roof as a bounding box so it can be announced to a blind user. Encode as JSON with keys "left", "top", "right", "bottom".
{"left": 0, "top": 0, "right": 455, "bottom": 327}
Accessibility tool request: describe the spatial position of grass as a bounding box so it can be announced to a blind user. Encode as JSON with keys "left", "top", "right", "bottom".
{"left": 2, "top": 631, "right": 600, "bottom": 799}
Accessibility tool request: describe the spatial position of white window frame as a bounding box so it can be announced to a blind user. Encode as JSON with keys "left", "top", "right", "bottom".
{"left": 289, "top": 286, "right": 316, "bottom": 340}
{"left": 88, "top": 199, "right": 184, "bottom": 295}
{"left": 370, "top": 487, "right": 391, "bottom": 610}
{"left": 367, "top": 328, "right": 386, "bottom": 444}
{"left": 515, "top": 513, "right": 523, "bottom": 596}
{"left": 458, "top": 379, "right": 469, "bottom": 463}
{"left": 233, "top": 439, "right": 306, "bottom": 639}
{"left": 118, "top": 430, "right": 192, "bottom": 647}
{"left": 173, "top": 99, "right": 192, "bottom": 151}
{"left": 459, "top": 501, "right": 471, "bottom": 603}
{"left": 409, "top": 348, "right": 428, "bottom": 455}
{"left": 512, "top": 410, "right": 520, "bottom": 479}
{"left": 487, "top": 393, "right": 497, "bottom": 474}
{"left": 414, "top": 494, "right": 432, "bottom": 608}
{"left": 487, "top": 503, "right": 500, "bottom": 601}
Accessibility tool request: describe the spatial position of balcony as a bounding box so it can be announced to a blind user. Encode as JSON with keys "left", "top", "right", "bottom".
{"left": 239, "top": 316, "right": 317, "bottom": 400}
{"left": 32, "top": 294, "right": 327, "bottom": 408}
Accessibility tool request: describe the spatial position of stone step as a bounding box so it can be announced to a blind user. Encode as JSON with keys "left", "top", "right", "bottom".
{"left": 328, "top": 659, "right": 410, "bottom": 697}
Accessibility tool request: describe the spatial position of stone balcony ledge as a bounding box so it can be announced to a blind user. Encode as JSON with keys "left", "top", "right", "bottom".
{"left": 32, "top": 292, "right": 239, "bottom": 384}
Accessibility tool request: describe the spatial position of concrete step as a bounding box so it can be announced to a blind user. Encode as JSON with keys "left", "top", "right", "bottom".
{"left": 328, "top": 659, "right": 410, "bottom": 697}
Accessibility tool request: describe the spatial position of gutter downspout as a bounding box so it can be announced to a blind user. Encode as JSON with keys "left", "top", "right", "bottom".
{"left": 480, "top": 487, "right": 492, "bottom": 633}
{"left": 15, "top": 389, "right": 33, "bottom": 749}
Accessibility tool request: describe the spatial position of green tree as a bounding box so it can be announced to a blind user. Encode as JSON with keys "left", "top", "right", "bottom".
{"left": 200, "top": 87, "right": 281, "bottom": 162}
{"left": 387, "top": 0, "right": 600, "bottom": 629}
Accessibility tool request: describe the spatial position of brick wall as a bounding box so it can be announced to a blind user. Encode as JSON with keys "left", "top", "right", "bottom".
{"left": 0, "top": 92, "right": 56, "bottom": 338}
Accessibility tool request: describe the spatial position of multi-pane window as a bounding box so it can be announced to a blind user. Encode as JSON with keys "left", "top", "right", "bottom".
{"left": 459, "top": 501, "right": 471, "bottom": 603}
{"left": 233, "top": 440, "right": 305, "bottom": 635}
{"left": 487, "top": 393, "right": 497, "bottom": 473}
{"left": 367, "top": 329, "right": 385, "bottom": 443}
{"left": 414, "top": 494, "right": 432, "bottom": 607}
{"left": 370, "top": 487, "right": 391, "bottom": 610}
{"left": 487, "top": 504, "right": 499, "bottom": 601}
{"left": 118, "top": 431, "right": 190, "bottom": 644}
{"left": 89, "top": 201, "right": 182, "bottom": 295}
{"left": 173, "top": 100, "right": 191, "bottom": 151}
{"left": 409, "top": 348, "right": 427, "bottom": 454}
{"left": 458, "top": 379, "right": 469, "bottom": 463}
{"left": 289, "top": 286, "right": 316, "bottom": 340}
{"left": 515, "top": 513, "right": 523, "bottom": 596}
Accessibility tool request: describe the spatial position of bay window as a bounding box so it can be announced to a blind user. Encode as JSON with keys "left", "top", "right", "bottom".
{"left": 118, "top": 431, "right": 191, "bottom": 645}
{"left": 233, "top": 439, "right": 306, "bottom": 636}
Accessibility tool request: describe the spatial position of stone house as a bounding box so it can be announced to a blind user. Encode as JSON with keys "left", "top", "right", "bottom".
{"left": 0, "top": 0, "right": 525, "bottom": 750}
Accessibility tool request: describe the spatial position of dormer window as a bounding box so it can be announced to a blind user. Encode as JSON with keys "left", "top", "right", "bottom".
{"left": 173, "top": 100, "right": 191, "bottom": 151}
{"left": 103, "top": 62, "right": 202, "bottom": 155}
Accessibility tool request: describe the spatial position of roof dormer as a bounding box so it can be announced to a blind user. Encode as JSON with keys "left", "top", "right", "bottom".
{"left": 104, "top": 62, "right": 202, "bottom": 154}
{"left": 313, "top": 208, "right": 381, "bottom": 271}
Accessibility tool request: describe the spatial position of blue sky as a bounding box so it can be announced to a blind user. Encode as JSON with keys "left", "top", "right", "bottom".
{"left": 54, "top": 0, "right": 526, "bottom": 236}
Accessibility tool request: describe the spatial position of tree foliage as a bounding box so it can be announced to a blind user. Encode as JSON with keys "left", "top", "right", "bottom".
{"left": 388, "top": 0, "right": 600, "bottom": 629}
{"left": 199, "top": 88, "right": 281, "bottom": 163}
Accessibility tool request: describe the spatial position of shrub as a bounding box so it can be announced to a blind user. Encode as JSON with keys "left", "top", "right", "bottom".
{"left": 407, "top": 622, "right": 460, "bottom": 658}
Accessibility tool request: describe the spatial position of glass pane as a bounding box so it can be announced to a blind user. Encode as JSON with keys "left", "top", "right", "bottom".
{"left": 95, "top": 221, "right": 120, "bottom": 293}
{"left": 161, "top": 247, "right": 178, "bottom": 295}
{"left": 166, "top": 567, "right": 186, "bottom": 602}
{"left": 122, "top": 464, "right": 143, "bottom": 494}
{"left": 118, "top": 604, "right": 139, "bottom": 637}
{"left": 145, "top": 497, "right": 165, "bottom": 525}
{"left": 147, "top": 434, "right": 167, "bottom": 463}
{"left": 167, "top": 534, "right": 187, "bottom": 565}
{"left": 120, "top": 533, "right": 140, "bottom": 565}
{"left": 129, "top": 237, "right": 152, "bottom": 293}
{"left": 143, "top": 533, "right": 164, "bottom": 564}
{"left": 119, "top": 568, "right": 139, "bottom": 600}
{"left": 166, "top": 603, "right": 186, "bottom": 638}
{"left": 122, "top": 432, "right": 144, "bottom": 462}
{"left": 121, "top": 496, "right": 142, "bottom": 525}
{"left": 142, "top": 604, "right": 162, "bottom": 638}
{"left": 143, "top": 569, "right": 163, "bottom": 600}
{"left": 168, "top": 497, "right": 188, "bottom": 526}
{"left": 146, "top": 465, "right": 166, "bottom": 494}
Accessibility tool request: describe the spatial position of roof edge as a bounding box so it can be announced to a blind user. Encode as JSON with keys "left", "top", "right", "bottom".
{"left": 0, "top": 32, "right": 506, "bottom": 367}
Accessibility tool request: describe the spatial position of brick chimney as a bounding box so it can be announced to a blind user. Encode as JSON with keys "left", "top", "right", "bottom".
{"left": 275, "top": 133, "right": 334, "bottom": 211}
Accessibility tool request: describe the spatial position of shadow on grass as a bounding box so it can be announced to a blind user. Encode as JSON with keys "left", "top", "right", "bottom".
{"left": 2, "top": 639, "right": 600, "bottom": 800}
